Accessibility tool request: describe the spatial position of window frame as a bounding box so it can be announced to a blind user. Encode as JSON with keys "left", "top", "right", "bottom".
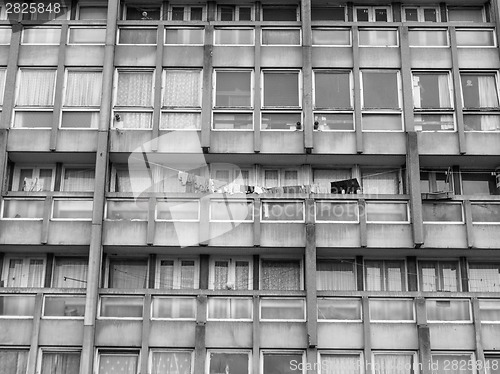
{"left": 315, "top": 200, "right": 360, "bottom": 223}
{"left": 122, "top": 3, "right": 164, "bottom": 20}
{"left": 369, "top": 298, "right": 416, "bottom": 323}
{"left": 417, "top": 260, "right": 461, "bottom": 292}
{"left": 51, "top": 256, "right": 88, "bottom": 288}
{"left": 217, "top": 4, "right": 254, "bottom": 21}
{"left": 76, "top": 2, "right": 108, "bottom": 20}
{"left": 261, "top": 5, "right": 300, "bottom": 22}
{"left": 402, "top": 6, "right": 440, "bottom": 22}
{"left": 41, "top": 295, "right": 86, "bottom": 319}
{"left": 260, "top": 200, "right": 306, "bottom": 223}
{"left": 155, "top": 256, "right": 200, "bottom": 289}
{"left": 209, "top": 200, "right": 254, "bottom": 222}
{"left": 155, "top": 199, "right": 200, "bottom": 222}
{"left": 150, "top": 296, "right": 197, "bottom": 320}
{"left": 365, "top": 201, "right": 410, "bottom": 224}
{"left": 67, "top": 26, "right": 106, "bottom": 46}
{"left": 98, "top": 295, "right": 145, "bottom": 319}
{"left": 371, "top": 351, "right": 419, "bottom": 374}
{"left": 51, "top": 198, "right": 93, "bottom": 221}
{"left": 261, "top": 27, "right": 302, "bottom": 46}
{"left": 478, "top": 299, "right": 500, "bottom": 323}
{"left": 261, "top": 69, "right": 302, "bottom": 109}
{"left": 11, "top": 164, "right": 56, "bottom": 192}
{"left": 1, "top": 198, "right": 46, "bottom": 220}
{"left": 354, "top": 6, "right": 392, "bottom": 22}
{"left": 209, "top": 256, "right": 253, "bottom": 290}
{"left": 36, "top": 348, "right": 81, "bottom": 374}
{"left": 408, "top": 28, "right": 450, "bottom": 47}
{"left": 426, "top": 299, "right": 473, "bottom": 323}
{"left": 260, "top": 350, "right": 306, "bottom": 374}
{"left": 259, "top": 298, "right": 306, "bottom": 322}
{"left": 21, "top": 27, "right": 61, "bottom": 45}
{"left": 60, "top": 164, "right": 96, "bottom": 191}
{"left": 105, "top": 257, "right": 149, "bottom": 289}
{"left": 1, "top": 255, "right": 47, "bottom": 288}
{"left": 456, "top": 28, "right": 497, "bottom": 48}
{"left": 311, "top": 27, "right": 352, "bottom": 47}
{"left": 210, "top": 165, "right": 253, "bottom": 185}
{"left": 164, "top": 27, "right": 205, "bottom": 45}
{"left": 168, "top": 4, "right": 206, "bottom": 21}
{"left": 317, "top": 297, "right": 363, "bottom": 322}
{"left": 206, "top": 298, "right": 254, "bottom": 321}
{"left": 117, "top": 26, "right": 158, "bottom": 45}
{"left": 364, "top": 259, "right": 408, "bottom": 291}
{"left": 422, "top": 201, "right": 465, "bottom": 224}
{"left": 358, "top": 27, "right": 399, "bottom": 47}
{"left": 260, "top": 256, "right": 304, "bottom": 290}
{"left": 105, "top": 199, "right": 149, "bottom": 221}
{"left": 213, "top": 27, "right": 255, "bottom": 46}
{"left": 207, "top": 350, "right": 252, "bottom": 373}
{"left": 96, "top": 350, "right": 140, "bottom": 374}
{"left": 431, "top": 352, "right": 477, "bottom": 374}
{"left": 447, "top": 6, "right": 486, "bottom": 22}
{"left": 213, "top": 69, "right": 254, "bottom": 109}
{"left": 149, "top": 349, "right": 194, "bottom": 374}
{"left": 460, "top": 71, "right": 500, "bottom": 110}
{"left": 262, "top": 167, "right": 302, "bottom": 188}
{"left": 311, "top": 5, "right": 347, "bottom": 21}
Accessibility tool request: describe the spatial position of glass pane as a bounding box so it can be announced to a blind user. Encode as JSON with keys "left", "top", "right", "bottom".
{"left": 78, "top": 6, "right": 107, "bottom": 20}
{"left": 312, "top": 7, "right": 345, "bottom": 21}
{"left": 3, "top": 200, "right": 44, "bottom": 218}
{"left": 161, "top": 113, "right": 201, "bottom": 130}
{"left": 119, "top": 29, "right": 157, "bottom": 44}
{"left": 164, "top": 70, "right": 201, "bottom": 108}
{"left": 126, "top": 5, "right": 161, "bottom": 20}
{"left": 479, "top": 300, "right": 500, "bottom": 322}
{"left": 362, "top": 114, "right": 402, "bottom": 131}
{"left": 356, "top": 8, "right": 369, "bottom": 21}
{"left": 409, "top": 30, "right": 448, "bottom": 46}
{"left": 320, "top": 355, "right": 361, "bottom": 374}
{"left": 373, "top": 354, "right": 414, "bottom": 374}
{"left": 314, "top": 113, "right": 354, "bottom": 130}
{"left": 53, "top": 200, "right": 93, "bottom": 219}
{"left": 264, "top": 354, "right": 303, "bottom": 374}
{"left": 69, "top": 27, "right": 106, "bottom": 43}
{"left": 448, "top": 8, "right": 484, "bottom": 22}
{"left": 209, "top": 353, "right": 248, "bottom": 374}
{"left": 359, "top": 29, "right": 398, "bottom": 46}
{"left": 375, "top": 8, "right": 388, "bottom": 21}
{"left": 317, "top": 260, "right": 356, "bottom": 291}
{"left": 151, "top": 352, "right": 192, "bottom": 374}
{"left": 472, "top": 204, "right": 500, "bottom": 222}
{"left": 239, "top": 7, "right": 252, "bottom": 21}
{"left": 426, "top": 299, "right": 471, "bottom": 321}
{"left": 262, "top": 201, "right": 304, "bottom": 221}
{"left": 261, "top": 260, "right": 301, "bottom": 290}
{"left": 461, "top": 74, "right": 499, "bottom": 109}
{"left": 210, "top": 201, "right": 253, "bottom": 221}
{"left": 216, "top": 72, "right": 252, "bottom": 107}
{"left": 414, "top": 114, "right": 455, "bottom": 131}
{"left": 262, "top": 6, "right": 297, "bottom": 21}
{"left": 486, "top": 357, "right": 500, "bottom": 374}
{"left": 114, "top": 111, "right": 152, "bottom": 129}
{"left": 152, "top": 297, "right": 196, "bottom": 319}
{"left": 0, "top": 295, "right": 36, "bottom": 316}
{"left": 17, "top": 69, "right": 56, "bottom": 105}
{"left": 52, "top": 257, "right": 88, "bottom": 288}
{"left": 157, "top": 200, "right": 199, "bottom": 221}
{"left": 413, "top": 73, "right": 451, "bottom": 109}
{"left": 44, "top": 296, "right": 86, "bottom": 317}
{"left": 107, "top": 200, "right": 148, "bottom": 220}
{"left": 14, "top": 111, "right": 53, "bottom": 128}
{"left": 213, "top": 113, "right": 253, "bottom": 130}
{"left": 0, "top": 350, "right": 28, "bottom": 374}
{"left": 41, "top": 352, "right": 80, "bottom": 374}
{"left": 405, "top": 8, "right": 418, "bottom": 21}
{"left": 316, "top": 201, "right": 358, "bottom": 222}
{"left": 116, "top": 71, "right": 153, "bottom": 107}
{"left": 260, "top": 298, "right": 305, "bottom": 320}
{"left": 422, "top": 203, "right": 463, "bottom": 222}
{"left": 370, "top": 299, "right": 414, "bottom": 321}
{"left": 100, "top": 297, "right": 143, "bottom": 318}
{"left": 424, "top": 9, "right": 437, "bottom": 21}
{"left": 318, "top": 298, "right": 361, "bottom": 320}
{"left": 61, "top": 112, "right": 99, "bottom": 128}
{"left": 207, "top": 298, "right": 252, "bottom": 319}
{"left": 23, "top": 28, "right": 60, "bottom": 44}
{"left": 366, "top": 203, "right": 408, "bottom": 222}
{"left": 264, "top": 72, "right": 299, "bottom": 107}
{"left": 109, "top": 260, "right": 148, "bottom": 289}
{"left": 312, "top": 29, "right": 350, "bottom": 45}
{"left": 165, "top": 29, "right": 204, "bottom": 44}
{"left": 261, "top": 113, "right": 301, "bottom": 130}
{"left": 314, "top": 72, "right": 351, "bottom": 109}
{"left": 0, "top": 28, "right": 12, "bottom": 44}
{"left": 469, "top": 263, "right": 500, "bottom": 292}
{"left": 98, "top": 354, "right": 138, "bottom": 374}
{"left": 214, "top": 29, "right": 253, "bottom": 45}
{"left": 262, "top": 29, "right": 300, "bottom": 45}
{"left": 363, "top": 72, "right": 399, "bottom": 109}
{"left": 456, "top": 30, "right": 495, "bottom": 46}
{"left": 464, "top": 114, "right": 500, "bottom": 131}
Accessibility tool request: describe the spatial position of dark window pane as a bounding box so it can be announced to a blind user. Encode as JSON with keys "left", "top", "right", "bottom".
{"left": 424, "top": 9, "right": 437, "bottom": 21}
{"left": 239, "top": 7, "right": 252, "bottom": 20}
{"left": 262, "top": 6, "right": 297, "bottom": 21}
{"left": 461, "top": 74, "right": 499, "bottom": 108}
{"left": 356, "top": 8, "right": 369, "bottom": 21}
{"left": 126, "top": 6, "right": 161, "bottom": 20}
{"left": 311, "top": 6, "right": 345, "bottom": 21}
{"left": 172, "top": 7, "right": 184, "bottom": 20}
{"left": 191, "top": 7, "right": 203, "bottom": 20}
{"left": 363, "top": 72, "right": 399, "bottom": 109}
{"left": 219, "top": 6, "right": 234, "bottom": 21}
{"left": 314, "top": 72, "right": 350, "bottom": 108}
{"left": 119, "top": 29, "right": 157, "bottom": 44}
{"left": 375, "top": 9, "right": 388, "bottom": 21}
{"left": 263, "top": 73, "right": 299, "bottom": 107}
{"left": 448, "top": 7, "right": 483, "bottom": 22}
{"left": 263, "top": 354, "right": 303, "bottom": 374}
{"left": 209, "top": 353, "right": 248, "bottom": 374}
{"left": 405, "top": 8, "right": 418, "bottom": 21}
{"left": 216, "top": 72, "right": 252, "bottom": 107}
{"left": 462, "top": 172, "right": 498, "bottom": 195}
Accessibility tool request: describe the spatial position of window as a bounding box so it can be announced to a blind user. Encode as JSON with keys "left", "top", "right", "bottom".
{"left": 317, "top": 259, "right": 357, "bottom": 290}
{"left": 217, "top": 5, "right": 253, "bottom": 21}
{"left": 461, "top": 73, "right": 499, "bottom": 109}
{"left": 311, "top": 6, "right": 345, "bottom": 21}
{"left": 113, "top": 69, "right": 154, "bottom": 129}
{"left": 207, "top": 298, "right": 253, "bottom": 320}
{"left": 165, "top": 28, "right": 204, "bottom": 45}
{"left": 48, "top": 199, "right": 89, "bottom": 220}
{"left": 262, "top": 5, "right": 299, "bottom": 21}
{"left": 413, "top": 71, "right": 454, "bottom": 131}
{"left": 462, "top": 171, "right": 499, "bottom": 196}
{"left": 108, "top": 259, "right": 148, "bottom": 289}
{"left": 426, "top": 299, "right": 471, "bottom": 322}
{"left": 100, "top": 296, "right": 143, "bottom": 318}
{"left": 261, "top": 201, "right": 304, "bottom": 222}
{"left": 2, "top": 199, "right": 45, "bottom": 219}
{"left": 464, "top": 114, "right": 500, "bottom": 131}
{"left": 118, "top": 27, "right": 157, "bottom": 44}
{"left": 317, "top": 298, "right": 362, "bottom": 320}
{"left": 208, "top": 351, "right": 250, "bottom": 374}
{"left": 432, "top": 353, "right": 475, "bottom": 374}
{"left": 408, "top": 29, "right": 448, "bottom": 47}
{"left": 456, "top": 29, "right": 496, "bottom": 47}
{"left": 124, "top": 4, "right": 162, "bottom": 20}
{"left": 150, "top": 351, "right": 192, "bottom": 374}
{"left": 52, "top": 257, "right": 88, "bottom": 288}
{"left": 210, "top": 257, "right": 252, "bottom": 290}
{"left": 211, "top": 200, "right": 253, "bottom": 221}
{"left": 1, "top": 256, "right": 45, "bottom": 287}
{"left": 361, "top": 168, "right": 401, "bottom": 194}
{"left": 316, "top": 202, "right": 359, "bottom": 223}
{"left": 14, "top": 68, "right": 56, "bottom": 128}
{"left": 262, "top": 28, "right": 300, "bottom": 45}
{"left": 0, "top": 68, "right": 6, "bottom": 109}
{"left": 11, "top": 165, "right": 55, "bottom": 191}
{"left": 162, "top": 69, "right": 202, "bottom": 130}
{"left": 260, "top": 299, "right": 305, "bottom": 320}
{"left": 420, "top": 169, "right": 453, "bottom": 194}
{"left": 448, "top": 7, "right": 485, "bottom": 22}
{"left": 156, "top": 257, "right": 199, "bottom": 289}
{"left": 354, "top": 6, "right": 391, "bottom": 22}
{"left": 468, "top": 263, "right": 500, "bottom": 292}
{"left": 370, "top": 299, "right": 414, "bottom": 321}
{"left": 365, "top": 202, "right": 409, "bottom": 222}
{"left": 373, "top": 353, "right": 416, "bottom": 374}
{"left": 0, "top": 295, "right": 36, "bottom": 316}
{"left": 22, "top": 27, "right": 61, "bottom": 44}
{"left": 97, "top": 351, "right": 139, "bottom": 374}
{"left": 214, "top": 28, "right": 254, "bottom": 45}
{"left": 168, "top": 5, "right": 204, "bottom": 21}
{"left": 263, "top": 168, "right": 300, "bottom": 188}
{"left": 151, "top": 296, "right": 196, "bottom": 319}
{"left": 77, "top": 5, "right": 108, "bottom": 19}
{"left": 28, "top": 1, "right": 69, "bottom": 20}
{"left": 403, "top": 6, "right": 439, "bottom": 22}
{"left": 261, "top": 259, "right": 302, "bottom": 290}
{"left": 314, "top": 70, "right": 354, "bottom": 131}
{"left": 156, "top": 199, "right": 200, "bottom": 221}
{"left": 312, "top": 28, "right": 351, "bottom": 46}
{"left": 365, "top": 260, "right": 406, "bottom": 291}
{"left": 40, "top": 351, "right": 80, "bottom": 374}
{"left": 106, "top": 199, "right": 149, "bottom": 220}
{"left": 361, "top": 70, "right": 402, "bottom": 131}
{"left": 43, "top": 296, "right": 85, "bottom": 318}
{"left": 418, "top": 261, "right": 459, "bottom": 292}
{"left": 422, "top": 202, "right": 463, "bottom": 223}
{"left": 359, "top": 28, "right": 398, "bottom": 47}
{"left": 262, "top": 352, "right": 304, "bottom": 374}
{"left": 68, "top": 27, "right": 106, "bottom": 44}
{"left": 0, "top": 350, "right": 28, "bottom": 373}
{"left": 262, "top": 70, "right": 301, "bottom": 131}
{"left": 478, "top": 300, "right": 500, "bottom": 322}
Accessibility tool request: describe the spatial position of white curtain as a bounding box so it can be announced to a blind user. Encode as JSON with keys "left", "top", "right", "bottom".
{"left": 362, "top": 170, "right": 399, "bottom": 194}
{"left": 109, "top": 260, "right": 147, "bottom": 288}
{"left": 17, "top": 69, "right": 56, "bottom": 106}
{"left": 374, "top": 354, "right": 414, "bottom": 374}
{"left": 160, "top": 113, "right": 201, "bottom": 130}
{"left": 116, "top": 71, "right": 153, "bottom": 106}
{"left": 264, "top": 170, "right": 279, "bottom": 187}
{"left": 158, "top": 260, "right": 174, "bottom": 289}
{"left": 478, "top": 76, "right": 499, "bottom": 107}
{"left": 27, "top": 259, "right": 45, "bottom": 287}
{"left": 163, "top": 70, "right": 200, "bottom": 107}
{"left": 261, "top": 260, "right": 301, "bottom": 290}
{"left": 284, "top": 170, "right": 298, "bottom": 186}
{"left": 98, "top": 354, "right": 138, "bottom": 374}
{"left": 0, "top": 350, "right": 28, "bottom": 374}
{"left": 116, "top": 168, "right": 151, "bottom": 192}
{"left": 469, "top": 263, "right": 500, "bottom": 292}
{"left": 420, "top": 264, "right": 438, "bottom": 291}
{"left": 41, "top": 352, "right": 80, "bottom": 374}
{"left": 151, "top": 352, "right": 191, "bottom": 374}
{"left": 214, "top": 261, "right": 229, "bottom": 289}
{"left": 438, "top": 74, "right": 452, "bottom": 108}
{"left": 317, "top": 260, "right": 356, "bottom": 290}
{"left": 65, "top": 71, "right": 102, "bottom": 106}
{"left": 321, "top": 355, "right": 361, "bottom": 374}
{"left": 180, "top": 260, "right": 195, "bottom": 289}
{"left": 63, "top": 168, "right": 95, "bottom": 192}
{"left": 52, "top": 258, "right": 88, "bottom": 288}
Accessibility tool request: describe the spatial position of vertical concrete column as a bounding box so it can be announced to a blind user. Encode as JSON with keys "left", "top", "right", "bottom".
{"left": 147, "top": 196, "right": 156, "bottom": 245}
{"left": 471, "top": 298, "right": 487, "bottom": 374}
{"left": 41, "top": 195, "right": 53, "bottom": 244}
{"left": 352, "top": 26, "right": 363, "bottom": 153}
{"left": 301, "top": 0, "right": 313, "bottom": 152}
{"left": 416, "top": 297, "right": 432, "bottom": 374}
{"left": 406, "top": 132, "right": 424, "bottom": 247}
{"left": 253, "top": 198, "right": 261, "bottom": 246}
{"left": 27, "top": 293, "right": 43, "bottom": 374}
{"left": 201, "top": 2, "right": 215, "bottom": 152}
{"left": 253, "top": 8, "right": 262, "bottom": 153}
{"left": 400, "top": 26, "right": 415, "bottom": 132}
{"left": 464, "top": 200, "right": 474, "bottom": 248}
{"left": 355, "top": 256, "right": 364, "bottom": 291}
{"left": 362, "top": 296, "right": 372, "bottom": 370}
{"left": 151, "top": 24, "right": 165, "bottom": 152}
{"left": 252, "top": 294, "right": 260, "bottom": 374}
{"left": 194, "top": 295, "right": 208, "bottom": 374}
{"left": 359, "top": 198, "right": 367, "bottom": 247}
{"left": 80, "top": 0, "right": 119, "bottom": 373}
{"left": 305, "top": 223, "right": 317, "bottom": 347}
{"left": 140, "top": 293, "right": 152, "bottom": 374}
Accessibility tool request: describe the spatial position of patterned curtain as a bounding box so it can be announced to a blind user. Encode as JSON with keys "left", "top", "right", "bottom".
{"left": 0, "top": 350, "right": 28, "bottom": 374}
{"left": 261, "top": 260, "right": 300, "bottom": 290}
{"left": 116, "top": 71, "right": 153, "bottom": 106}
{"left": 214, "top": 261, "right": 229, "bottom": 289}
{"left": 235, "top": 261, "right": 250, "bottom": 289}
{"left": 373, "top": 354, "right": 414, "bottom": 374}
{"left": 151, "top": 351, "right": 192, "bottom": 374}
{"left": 163, "top": 70, "right": 201, "bottom": 107}
{"left": 468, "top": 263, "right": 500, "bottom": 292}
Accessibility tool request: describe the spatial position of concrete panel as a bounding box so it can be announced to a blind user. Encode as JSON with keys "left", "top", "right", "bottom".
{"left": 261, "top": 47, "right": 303, "bottom": 67}
{"left": 157, "top": 131, "right": 203, "bottom": 153}
{"left": 312, "top": 47, "right": 353, "bottom": 68}
{"left": 417, "top": 132, "right": 460, "bottom": 155}
{"left": 109, "top": 130, "right": 153, "bottom": 153}
{"left": 0, "top": 320, "right": 33, "bottom": 345}
{"left": 259, "top": 322, "right": 307, "bottom": 348}
{"left": 363, "top": 133, "right": 406, "bottom": 154}
{"left": 39, "top": 320, "right": 84, "bottom": 346}
{"left": 260, "top": 223, "right": 306, "bottom": 247}
{"left": 210, "top": 132, "right": 254, "bottom": 153}
{"left": 56, "top": 130, "right": 99, "bottom": 152}
{"left": 428, "top": 324, "right": 475, "bottom": 350}
{"left": 0, "top": 46, "right": 10, "bottom": 65}
{"left": 316, "top": 223, "right": 361, "bottom": 247}
{"left": 48, "top": 221, "right": 92, "bottom": 245}
{"left": 464, "top": 133, "right": 500, "bottom": 155}
{"left": 153, "top": 222, "right": 200, "bottom": 246}
{"left": 359, "top": 48, "right": 401, "bottom": 68}
{"left": 102, "top": 221, "right": 148, "bottom": 246}
{"left": 7, "top": 129, "right": 51, "bottom": 152}
{"left": 481, "top": 324, "right": 500, "bottom": 351}
{"left": 472, "top": 225, "right": 500, "bottom": 248}
{"left": 317, "top": 323, "right": 364, "bottom": 349}
{"left": 213, "top": 47, "right": 254, "bottom": 67}
{"left": 0, "top": 221, "right": 43, "bottom": 244}
{"left": 260, "top": 132, "right": 303, "bottom": 154}
{"left": 149, "top": 321, "right": 196, "bottom": 347}
{"left": 409, "top": 48, "right": 452, "bottom": 69}
{"left": 163, "top": 46, "right": 204, "bottom": 66}
{"left": 367, "top": 224, "right": 413, "bottom": 248}
{"left": 457, "top": 49, "right": 500, "bottom": 69}
{"left": 95, "top": 320, "right": 143, "bottom": 346}
{"left": 370, "top": 324, "right": 418, "bottom": 350}
{"left": 114, "top": 46, "right": 157, "bottom": 66}
{"left": 312, "top": 132, "right": 357, "bottom": 154}
{"left": 423, "top": 224, "right": 467, "bottom": 248}
{"left": 65, "top": 46, "right": 105, "bottom": 66}
{"left": 18, "top": 46, "right": 59, "bottom": 65}
{"left": 208, "top": 223, "right": 254, "bottom": 247}
{"left": 205, "top": 322, "right": 253, "bottom": 347}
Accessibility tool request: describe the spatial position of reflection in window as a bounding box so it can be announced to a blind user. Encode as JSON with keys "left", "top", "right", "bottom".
{"left": 44, "top": 297, "right": 86, "bottom": 317}
{"left": 261, "top": 259, "right": 301, "bottom": 290}
{"left": 464, "top": 114, "right": 500, "bottom": 131}
{"left": 0, "top": 295, "right": 36, "bottom": 316}
{"left": 408, "top": 29, "right": 448, "bottom": 46}
{"left": 107, "top": 200, "right": 149, "bottom": 220}
{"left": 0, "top": 350, "right": 28, "bottom": 373}
{"left": 312, "top": 28, "right": 350, "bottom": 46}
{"left": 263, "top": 71, "right": 300, "bottom": 107}
{"left": 208, "top": 298, "right": 252, "bottom": 319}
{"left": 3, "top": 199, "right": 45, "bottom": 219}
{"left": 22, "top": 28, "right": 60, "bottom": 44}
{"left": 261, "top": 298, "right": 305, "bottom": 320}
{"left": 262, "top": 29, "right": 300, "bottom": 45}
{"left": 214, "top": 28, "right": 253, "bottom": 45}
{"left": 359, "top": 29, "right": 398, "bottom": 46}
{"left": 53, "top": 199, "right": 93, "bottom": 219}
{"left": 263, "top": 353, "right": 303, "bottom": 374}
{"left": 165, "top": 28, "right": 204, "bottom": 44}
{"left": 151, "top": 297, "right": 196, "bottom": 319}
{"left": 456, "top": 29, "right": 495, "bottom": 47}
{"left": 100, "top": 297, "right": 143, "bottom": 318}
